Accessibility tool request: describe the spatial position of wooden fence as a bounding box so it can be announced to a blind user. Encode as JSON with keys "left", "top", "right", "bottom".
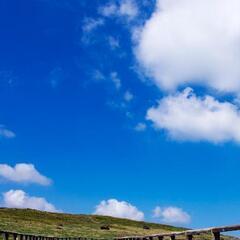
{"left": 0, "top": 232, "right": 101, "bottom": 240}
{"left": 1, "top": 224, "right": 240, "bottom": 240}
{"left": 114, "top": 225, "right": 240, "bottom": 240}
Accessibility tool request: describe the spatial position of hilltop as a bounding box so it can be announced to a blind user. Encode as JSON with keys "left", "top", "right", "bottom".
{"left": 0, "top": 208, "right": 185, "bottom": 238}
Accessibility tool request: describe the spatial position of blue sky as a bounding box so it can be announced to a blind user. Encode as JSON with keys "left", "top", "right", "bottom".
{"left": 1, "top": 0, "right": 240, "bottom": 229}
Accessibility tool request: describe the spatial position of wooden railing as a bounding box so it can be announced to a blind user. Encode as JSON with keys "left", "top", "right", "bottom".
{"left": 114, "top": 225, "right": 240, "bottom": 240}
{"left": 1, "top": 224, "right": 240, "bottom": 240}
{"left": 0, "top": 231, "right": 100, "bottom": 240}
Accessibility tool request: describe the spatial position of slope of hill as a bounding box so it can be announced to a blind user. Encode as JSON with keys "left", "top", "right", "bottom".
{"left": 0, "top": 208, "right": 185, "bottom": 238}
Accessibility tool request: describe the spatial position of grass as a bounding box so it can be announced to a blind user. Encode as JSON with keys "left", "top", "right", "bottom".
{"left": 0, "top": 208, "right": 185, "bottom": 238}
{"left": 0, "top": 208, "right": 236, "bottom": 240}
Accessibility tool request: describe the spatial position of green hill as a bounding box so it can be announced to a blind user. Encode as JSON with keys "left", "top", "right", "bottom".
{"left": 0, "top": 208, "right": 236, "bottom": 240}
{"left": 0, "top": 208, "right": 185, "bottom": 238}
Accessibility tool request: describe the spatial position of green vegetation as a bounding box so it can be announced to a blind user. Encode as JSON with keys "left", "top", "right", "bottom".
{"left": 0, "top": 208, "right": 184, "bottom": 238}
{"left": 0, "top": 208, "right": 236, "bottom": 240}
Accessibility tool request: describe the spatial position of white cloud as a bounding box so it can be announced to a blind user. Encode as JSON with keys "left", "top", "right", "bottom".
{"left": 153, "top": 206, "right": 191, "bottom": 224}
{"left": 135, "top": 0, "right": 240, "bottom": 93}
{"left": 124, "top": 91, "right": 134, "bottom": 102}
{"left": 99, "top": 0, "right": 138, "bottom": 21}
{"left": 110, "top": 72, "right": 121, "bottom": 90}
{"left": 81, "top": 18, "right": 105, "bottom": 44}
{"left": 94, "top": 199, "right": 144, "bottom": 221}
{"left": 0, "top": 125, "right": 15, "bottom": 139}
{"left": 2, "top": 189, "right": 59, "bottom": 212}
{"left": 147, "top": 88, "right": 240, "bottom": 143}
{"left": 0, "top": 163, "right": 52, "bottom": 186}
{"left": 99, "top": 2, "right": 118, "bottom": 17}
{"left": 82, "top": 18, "right": 104, "bottom": 33}
{"left": 134, "top": 122, "right": 146, "bottom": 131}
{"left": 119, "top": 0, "right": 139, "bottom": 20}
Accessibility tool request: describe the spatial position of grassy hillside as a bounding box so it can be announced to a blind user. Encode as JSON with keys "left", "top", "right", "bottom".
{"left": 0, "top": 208, "right": 236, "bottom": 240}
{"left": 0, "top": 208, "right": 185, "bottom": 238}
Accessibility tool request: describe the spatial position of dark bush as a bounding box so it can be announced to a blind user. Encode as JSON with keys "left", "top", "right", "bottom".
{"left": 143, "top": 225, "right": 150, "bottom": 230}
{"left": 100, "top": 225, "right": 110, "bottom": 230}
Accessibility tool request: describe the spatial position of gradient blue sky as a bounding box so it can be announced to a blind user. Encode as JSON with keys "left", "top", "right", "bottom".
{"left": 0, "top": 0, "right": 240, "bottom": 229}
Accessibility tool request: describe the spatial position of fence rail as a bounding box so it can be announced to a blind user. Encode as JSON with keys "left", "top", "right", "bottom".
{"left": 0, "top": 231, "right": 102, "bottom": 240}
{"left": 114, "top": 225, "right": 240, "bottom": 240}
{"left": 1, "top": 224, "right": 240, "bottom": 240}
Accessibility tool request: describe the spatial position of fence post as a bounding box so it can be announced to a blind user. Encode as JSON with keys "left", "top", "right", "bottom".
{"left": 212, "top": 232, "right": 220, "bottom": 240}
{"left": 13, "top": 234, "right": 18, "bottom": 240}
{"left": 186, "top": 235, "right": 192, "bottom": 240}
{"left": 3, "top": 232, "right": 9, "bottom": 240}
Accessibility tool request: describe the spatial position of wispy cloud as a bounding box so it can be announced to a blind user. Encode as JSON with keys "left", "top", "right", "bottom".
{"left": 108, "top": 36, "right": 120, "bottom": 50}
{"left": 110, "top": 72, "right": 121, "bottom": 90}
{"left": 124, "top": 91, "right": 134, "bottom": 102}
{"left": 82, "top": 18, "right": 105, "bottom": 33}
{"left": 0, "top": 125, "right": 15, "bottom": 139}
{"left": 134, "top": 122, "right": 146, "bottom": 132}
{"left": 99, "top": 0, "right": 139, "bottom": 21}
{"left": 81, "top": 17, "right": 105, "bottom": 44}
{"left": 92, "top": 70, "right": 106, "bottom": 82}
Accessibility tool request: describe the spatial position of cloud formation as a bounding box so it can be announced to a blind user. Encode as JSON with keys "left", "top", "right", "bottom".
{"left": 136, "top": 0, "right": 240, "bottom": 93}
{"left": 99, "top": 0, "right": 138, "bottom": 21}
{"left": 94, "top": 199, "right": 144, "bottom": 221}
{"left": 0, "top": 163, "right": 52, "bottom": 186}
{"left": 81, "top": 17, "right": 105, "bottom": 44}
{"left": 153, "top": 206, "right": 190, "bottom": 224}
{"left": 2, "top": 189, "right": 59, "bottom": 212}
{"left": 0, "top": 125, "right": 15, "bottom": 139}
{"left": 82, "top": 18, "right": 105, "bottom": 33}
{"left": 147, "top": 88, "right": 240, "bottom": 143}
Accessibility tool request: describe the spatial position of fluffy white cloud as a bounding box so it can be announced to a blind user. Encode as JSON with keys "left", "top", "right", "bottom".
{"left": 147, "top": 88, "right": 240, "bottom": 143}
{"left": 2, "top": 190, "right": 59, "bottom": 212}
{"left": 153, "top": 206, "right": 190, "bottom": 224}
{"left": 0, "top": 125, "right": 15, "bottom": 139}
{"left": 99, "top": 0, "right": 138, "bottom": 21}
{"left": 0, "top": 163, "right": 52, "bottom": 186}
{"left": 94, "top": 199, "right": 144, "bottom": 221}
{"left": 135, "top": 0, "right": 240, "bottom": 93}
